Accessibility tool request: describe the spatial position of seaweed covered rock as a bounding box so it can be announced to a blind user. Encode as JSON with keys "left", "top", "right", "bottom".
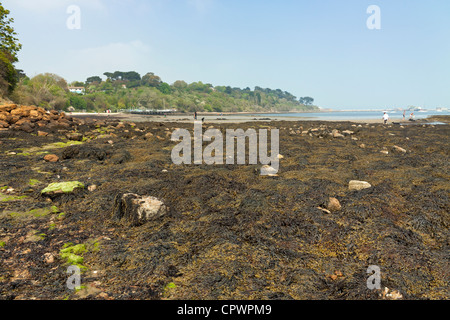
{"left": 108, "top": 150, "right": 131, "bottom": 164}
{"left": 62, "top": 144, "right": 108, "bottom": 161}
{"left": 41, "top": 181, "right": 85, "bottom": 195}
{"left": 112, "top": 193, "right": 167, "bottom": 226}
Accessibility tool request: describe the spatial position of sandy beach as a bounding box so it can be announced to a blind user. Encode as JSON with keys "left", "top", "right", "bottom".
{"left": 69, "top": 112, "right": 431, "bottom": 124}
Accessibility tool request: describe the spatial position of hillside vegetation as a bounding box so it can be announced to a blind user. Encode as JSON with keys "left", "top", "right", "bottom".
{"left": 10, "top": 71, "right": 318, "bottom": 113}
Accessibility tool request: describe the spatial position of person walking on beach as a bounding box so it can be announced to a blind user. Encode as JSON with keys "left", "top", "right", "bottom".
{"left": 383, "top": 112, "right": 389, "bottom": 124}
{"left": 403, "top": 110, "right": 406, "bottom": 120}
{"left": 194, "top": 111, "right": 197, "bottom": 120}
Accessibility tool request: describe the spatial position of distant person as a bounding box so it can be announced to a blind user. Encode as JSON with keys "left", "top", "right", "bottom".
{"left": 382, "top": 112, "right": 389, "bottom": 124}
{"left": 194, "top": 111, "right": 197, "bottom": 120}
{"left": 403, "top": 110, "right": 406, "bottom": 120}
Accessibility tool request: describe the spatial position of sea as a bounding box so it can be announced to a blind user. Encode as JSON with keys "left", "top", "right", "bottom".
{"left": 258, "top": 110, "right": 450, "bottom": 121}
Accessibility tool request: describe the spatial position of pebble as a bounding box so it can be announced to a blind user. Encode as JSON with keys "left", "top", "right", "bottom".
{"left": 44, "top": 154, "right": 59, "bottom": 162}
{"left": 332, "top": 129, "right": 345, "bottom": 139}
{"left": 349, "top": 180, "right": 372, "bottom": 191}
{"left": 327, "top": 197, "right": 342, "bottom": 211}
{"left": 392, "top": 145, "right": 407, "bottom": 153}
{"left": 317, "top": 207, "right": 331, "bottom": 214}
{"left": 43, "top": 253, "right": 55, "bottom": 264}
{"left": 260, "top": 165, "right": 278, "bottom": 176}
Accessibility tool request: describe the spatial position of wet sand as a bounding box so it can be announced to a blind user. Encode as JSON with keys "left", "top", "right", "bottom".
{"left": 70, "top": 112, "right": 431, "bottom": 125}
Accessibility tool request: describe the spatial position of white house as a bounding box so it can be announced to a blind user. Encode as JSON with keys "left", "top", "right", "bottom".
{"left": 68, "top": 87, "right": 85, "bottom": 94}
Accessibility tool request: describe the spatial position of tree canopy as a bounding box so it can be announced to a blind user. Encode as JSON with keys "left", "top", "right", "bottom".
{"left": 0, "top": 3, "right": 21, "bottom": 96}
{"left": 0, "top": 3, "right": 22, "bottom": 62}
{"left": 299, "top": 97, "right": 314, "bottom": 106}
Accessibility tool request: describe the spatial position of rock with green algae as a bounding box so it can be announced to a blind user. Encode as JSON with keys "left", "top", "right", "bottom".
{"left": 41, "top": 181, "right": 85, "bottom": 195}
{"left": 59, "top": 244, "right": 86, "bottom": 268}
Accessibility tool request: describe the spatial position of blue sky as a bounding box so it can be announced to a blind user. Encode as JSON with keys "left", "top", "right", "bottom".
{"left": 3, "top": 0, "right": 450, "bottom": 110}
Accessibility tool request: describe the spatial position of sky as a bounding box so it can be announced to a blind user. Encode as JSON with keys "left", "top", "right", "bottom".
{"left": 2, "top": 0, "right": 450, "bottom": 110}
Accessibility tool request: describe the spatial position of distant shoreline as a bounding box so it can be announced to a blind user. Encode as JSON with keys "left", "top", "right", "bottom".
{"left": 70, "top": 112, "right": 449, "bottom": 124}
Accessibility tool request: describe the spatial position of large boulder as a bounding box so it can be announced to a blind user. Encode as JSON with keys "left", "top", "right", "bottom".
{"left": 0, "top": 104, "right": 18, "bottom": 113}
{"left": 112, "top": 193, "right": 167, "bottom": 226}
{"left": 62, "top": 145, "right": 108, "bottom": 161}
{"left": 0, "top": 112, "right": 11, "bottom": 122}
{"left": 0, "top": 120, "right": 9, "bottom": 128}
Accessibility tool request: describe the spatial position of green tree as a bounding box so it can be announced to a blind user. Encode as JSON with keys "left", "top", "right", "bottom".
{"left": 141, "top": 72, "right": 162, "bottom": 87}
{"left": 86, "top": 76, "right": 102, "bottom": 84}
{"left": 103, "top": 72, "right": 114, "bottom": 80}
{"left": 0, "top": 4, "right": 22, "bottom": 62}
{"left": 159, "top": 82, "right": 171, "bottom": 94}
{"left": 14, "top": 73, "right": 68, "bottom": 110}
{"left": 123, "top": 71, "right": 141, "bottom": 81}
{"left": 255, "top": 92, "right": 262, "bottom": 105}
{"left": 70, "top": 81, "right": 84, "bottom": 87}
{"left": 0, "top": 3, "right": 21, "bottom": 95}
{"left": 0, "top": 51, "right": 16, "bottom": 95}
{"left": 172, "top": 80, "right": 187, "bottom": 90}
{"left": 69, "top": 94, "right": 87, "bottom": 110}
{"left": 299, "top": 97, "right": 314, "bottom": 105}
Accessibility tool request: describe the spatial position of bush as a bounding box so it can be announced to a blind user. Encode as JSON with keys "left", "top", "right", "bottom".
{"left": 69, "top": 94, "right": 87, "bottom": 110}
{"left": 0, "top": 51, "right": 17, "bottom": 96}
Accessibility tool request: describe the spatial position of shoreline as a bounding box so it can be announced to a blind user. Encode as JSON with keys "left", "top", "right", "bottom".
{"left": 69, "top": 112, "right": 445, "bottom": 125}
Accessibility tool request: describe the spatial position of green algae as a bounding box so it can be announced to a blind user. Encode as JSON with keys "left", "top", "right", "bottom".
{"left": 0, "top": 194, "right": 27, "bottom": 202}
{"left": 60, "top": 243, "right": 87, "bottom": 269}
{"left": 28, "top": 179, "right": 41, "bottom": 186}
{"left": 4, "top": 206, "right": 59, "bottom": 220}
{"left": 41, "top": 181, "right": 85, "bottom": 194}
{"left": 14, "top": 140, "right": 84, "bottom": 156}
{"left": 59, "top": 240, "right": 100, "bottom": 270}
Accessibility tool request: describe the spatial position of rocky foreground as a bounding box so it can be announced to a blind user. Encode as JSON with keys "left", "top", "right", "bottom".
{"left": 0, "top": 106, "right": 449, "bottom": 300}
